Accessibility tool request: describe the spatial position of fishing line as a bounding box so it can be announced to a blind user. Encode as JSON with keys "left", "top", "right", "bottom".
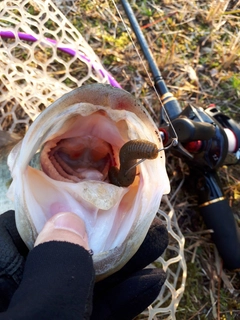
{"left": 110, "top": 0, "right": 179, "bottom": 143}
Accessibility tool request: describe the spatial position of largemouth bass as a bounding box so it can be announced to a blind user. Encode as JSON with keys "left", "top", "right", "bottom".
{"left": 1, "top": 84, "right": 170, "bottom": 279}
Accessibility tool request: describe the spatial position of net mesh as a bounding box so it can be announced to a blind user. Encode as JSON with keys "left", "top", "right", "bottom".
{"left": 0, "top": 1, "right": 187, "bottom": 318}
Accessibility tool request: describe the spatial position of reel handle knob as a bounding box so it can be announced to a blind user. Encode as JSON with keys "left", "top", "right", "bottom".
{"left": 171, "top": 118, "right": 215, "bottom": 143}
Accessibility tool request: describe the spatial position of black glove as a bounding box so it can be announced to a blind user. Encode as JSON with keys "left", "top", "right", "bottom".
{"left": 0, "top": 210, "right": 168, "bottom": 319}
{"left": 91, "top": 218, "right": 168, "bottom": 320}
{"left": 0, "top": 210, "right": 28, "bottom": 311}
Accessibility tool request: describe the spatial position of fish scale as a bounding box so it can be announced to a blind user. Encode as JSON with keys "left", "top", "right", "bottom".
{"left": 0, "top": 131, "right": 19, "bottom": 212}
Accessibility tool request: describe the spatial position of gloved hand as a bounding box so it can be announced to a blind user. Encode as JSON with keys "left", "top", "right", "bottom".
{"left": 91, "top": 217, "right": 168, "bottom": 320}
{"left": 0, "top": 210, "right": 168, "bottom": 319}
{"left": 0, "top": 210, "right": 29, "bottom": 311}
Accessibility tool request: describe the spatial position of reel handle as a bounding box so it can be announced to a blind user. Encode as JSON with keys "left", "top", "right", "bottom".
{"left": 171, "top": 118, "right": 215, "bottom": 143}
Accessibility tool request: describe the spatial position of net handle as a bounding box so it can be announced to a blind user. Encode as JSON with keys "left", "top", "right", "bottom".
{"left": 0, "top": 30, "right": 121, "bottom": 89}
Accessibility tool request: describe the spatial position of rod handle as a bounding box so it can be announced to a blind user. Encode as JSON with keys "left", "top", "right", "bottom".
{"left": 199, "top": 199, "right": 240, "bottom": 270}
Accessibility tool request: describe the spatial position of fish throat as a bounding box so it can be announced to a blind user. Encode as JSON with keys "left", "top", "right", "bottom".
{"left": 42, "top": 135, "right": 114, "bottom": 183}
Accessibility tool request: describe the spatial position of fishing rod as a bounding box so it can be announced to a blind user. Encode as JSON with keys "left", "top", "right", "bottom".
{"left": 120, "top": 0, "right": 240, "bottom": 270}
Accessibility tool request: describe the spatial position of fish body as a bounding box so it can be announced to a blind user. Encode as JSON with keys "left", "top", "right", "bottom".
{"left": 1, "top": 84, "right": 170, "bottom": 279}
{"left": 1, "top": 131, "right": 20, "bottom": 212}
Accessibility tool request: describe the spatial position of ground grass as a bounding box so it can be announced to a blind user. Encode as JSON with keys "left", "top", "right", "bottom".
{"left": 55, "top": 1, "right": 240, "bottom": 319}
{"left": 2, "top": 0, "right": 240, "bottom": 318}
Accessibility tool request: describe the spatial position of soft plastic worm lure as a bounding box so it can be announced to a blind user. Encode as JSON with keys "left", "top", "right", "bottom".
{"left": 109, "top": 139, "right": 159, "bottom": 187}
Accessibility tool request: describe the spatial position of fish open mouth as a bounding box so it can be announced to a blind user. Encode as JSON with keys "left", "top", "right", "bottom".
{"left": 7, "top": 84, "right": 169, "bottom": 277}
{"left": 27, "top": 106, "right": 144, "bottom": 253}
{"left": 40, "top": 111, "right": 126, "bottom": 184}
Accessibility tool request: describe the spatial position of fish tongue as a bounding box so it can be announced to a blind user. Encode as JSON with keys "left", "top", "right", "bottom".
{"left": 74, "top": 168, "right": 103, "bottom": 180}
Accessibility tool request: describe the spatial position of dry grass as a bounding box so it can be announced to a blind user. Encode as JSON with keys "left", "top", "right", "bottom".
{"left": 2, "top": 0, "right": 240, "bottom": 318}
{"left": 55, "top": 1, "right": 240, "bottom": 319}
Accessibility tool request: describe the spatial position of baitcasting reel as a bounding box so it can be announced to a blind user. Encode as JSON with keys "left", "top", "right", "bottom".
{"left": 160, "top": 103, "right": 240, "bottom": 270}
{"left": 121, "top": 0, "right": 240, "bottom": 270}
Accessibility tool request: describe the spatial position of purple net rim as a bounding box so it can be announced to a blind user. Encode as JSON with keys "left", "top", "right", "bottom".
{"left": 0, "top": 30, "right": 121, "bottom": 88}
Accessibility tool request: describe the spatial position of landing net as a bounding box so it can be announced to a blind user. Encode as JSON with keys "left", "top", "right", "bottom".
{"left": 0, "top": 1, "right": 186, "bottom": 319}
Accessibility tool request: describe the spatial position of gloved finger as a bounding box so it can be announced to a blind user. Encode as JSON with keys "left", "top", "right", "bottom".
{"left": 91, "top": 268, "right": 166, "bottom": 320}
{"left": 95, "top": 216, "right": 168, "bottom": 291}
{"left": 120, "top": 217, "right": 168, "bottom": 273}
